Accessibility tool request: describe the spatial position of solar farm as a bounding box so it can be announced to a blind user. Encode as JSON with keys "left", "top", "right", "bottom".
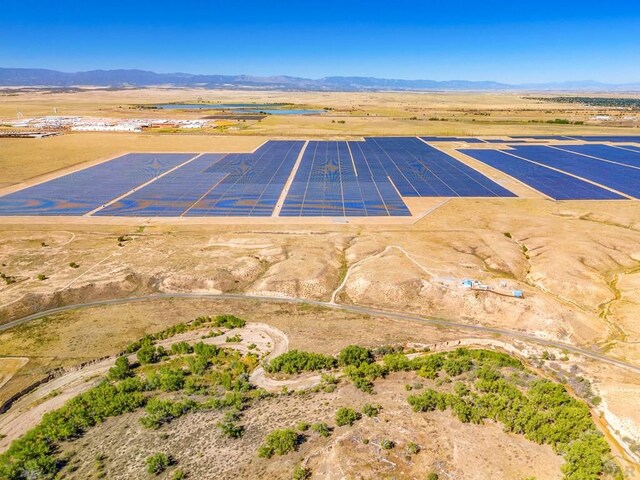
{"left": 1, "top": 135, "right": 639, "bottom": 219}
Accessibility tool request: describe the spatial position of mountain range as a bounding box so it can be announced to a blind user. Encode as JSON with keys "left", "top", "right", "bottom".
{"left": 1, "top": 68, "right": 639, "bottom": 92}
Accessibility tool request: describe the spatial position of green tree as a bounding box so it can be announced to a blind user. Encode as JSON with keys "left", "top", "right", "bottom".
{"left": 258, "top": 429, "right": 301, "bottom": 458}
{"left": 137, "top": 345, "right": 159, "bottom": 364}
{"left": 338, "top": 345, "right": 373, "bottom": 367}
{"left": 108, "top": 356, "right": 133, "bottom": 381}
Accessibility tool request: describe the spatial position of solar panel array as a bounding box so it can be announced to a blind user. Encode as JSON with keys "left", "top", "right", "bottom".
{"left": 367, "top": 137, "right": 515, "bottom": 197}
{"left": 459, "top": 149, "right": 624, "bottom": 200}
{"left": 280, "top": 141, "right": 409, "bottom": 217}
{"left": 96, "top": 154, "right": 227, "bottom": 216}
{"left": 3, "top": 137, "right": 639, "bottom": 217}
{"left": 564, "top": 136, "right": 640, "bottom": 143}
{"left": 503, "top": 145, "right": 640, "bottom": 198}
{"left": 0, "top": 153, "right": 196, "bottom": 215}
{"left": 552, "top": 144, "right": 640, "bottom": 168}
{"left": 183, "top": 141, "right": 304, "bottom": 216}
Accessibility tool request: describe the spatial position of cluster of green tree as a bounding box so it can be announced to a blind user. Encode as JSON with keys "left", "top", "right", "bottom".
{"left": 0, "top": 334, "right": 261, "bottom": 479}
{"left": 383, "top": 348, "right": 521, "bottom": 379}
{"left": 407, "top": 372, "right": 617, "bottom": 479}
{"left": 121, "top": 314, "right": 246, "bottom": 354}
{"left": 264, "top": 350, "right": 337, "bottom": 374}
{"left": 526, "top": 96, "right": 640, "bottom": 110}
{"left": 0, "top": 381, "right": 147, "bottom": 479}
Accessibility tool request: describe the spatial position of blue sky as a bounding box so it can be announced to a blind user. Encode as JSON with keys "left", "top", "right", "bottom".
{"left": 1, "top": 0, "right": 639, "bottom": 83}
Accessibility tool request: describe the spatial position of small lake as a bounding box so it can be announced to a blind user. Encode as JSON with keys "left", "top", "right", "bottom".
{"left": 154, "top": 103, "right": 323, "bottom": 115}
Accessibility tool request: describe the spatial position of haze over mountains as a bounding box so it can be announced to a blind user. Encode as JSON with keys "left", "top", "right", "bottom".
{"left": 1, "top": 67, "right": 639, "bottom": 92}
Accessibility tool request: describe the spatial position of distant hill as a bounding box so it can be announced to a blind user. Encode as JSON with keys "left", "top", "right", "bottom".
{"left": 1, "top": 67, "right": 639, "bottom": 91}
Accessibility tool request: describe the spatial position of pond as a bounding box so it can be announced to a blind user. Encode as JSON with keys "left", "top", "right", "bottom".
{"left": 153, "top": 103, "right": 323, "bottom": 115}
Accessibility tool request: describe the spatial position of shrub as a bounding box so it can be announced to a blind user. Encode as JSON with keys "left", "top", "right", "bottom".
{"left": 186, "top": 355, "right": 209, "bottom": 375}
{"left": 170, "top": 342, "right": 193, "bottom": 355}
{"left": 172, "top": 469, "right": 186, "bottom": 480}
{"left": 293, "top": 465, "right": 312, "bottom": 480}
{"left": 213, "top": 315, "right": 246, "bottom": 329}
{"left": 225, "top": 334, "right": 241, "bottom": 343}
{"left": 296, "top": 421, "right": 310, "bottom": 432}
{"left": 383, "top": 353, "right": 412, "bottom": 371}
{"left": 258, "top": 429, "right": 301, "bottom": 458}
{"left": 137, "top": 345, "right": 160, "bottom": 364}
{"left": 406, "top": 442, "right": 420, "bottom": 454}
{"left": 427, "top": 473, "right": 439, "bottom": 480}
{"left": 442, "top": 357, "right": 473, "bottom": 377}
{"left": 380, "top": 439, "right": 395, "bottom": 450}
{"left": 193, "top": 342, "right": 219, "bottom": 359}
{"left": 217, "top": 412, "right": 245, "bottom": 438}
{"left": 140, "top": 398, "right": 198, "bottom": 429}
{"left": 310, "top": 422, "right": 331, "bottom": 437}
{"left": 147, "top": 367, "right": 186, "bottom": 391}
{"left": 407, "top": 389, "right": 447, "bottom": 412}
{"left": 338, "top": 345, "right": 373, "bottom": 367}
{"left": 362, "top": 403, "right": 381, "bottom": 417}
{"left": 344, "top": 362, "right": 388, "bottom": 393}
{"left": 265, "top": 350, "right": 337, "bottom": 374}
{"left": 146, "top": 453, "right": 171, "bottom": 475}
{"left": 108, "top": 356, "right": 133, "bottom": 381}
{"left": 335, "top": 407, "right": 361, "bottom": 427}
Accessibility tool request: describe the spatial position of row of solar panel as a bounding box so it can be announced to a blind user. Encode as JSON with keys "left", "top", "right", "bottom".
{"left": 460, "top": 144, "right": 640, "bottom": 200}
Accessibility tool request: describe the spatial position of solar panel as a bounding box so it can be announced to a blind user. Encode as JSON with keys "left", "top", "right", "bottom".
{"left": 0, "top": 153, "right": 197, "bottom": 215}
{"left": 368, "top": 137, "right": 515, "bottom": 197}
{"left": 460, "top": 149, "right": 624, "bottom": 200}
{"left": 507, "top": 146, "right": 640, "bottom": 198}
